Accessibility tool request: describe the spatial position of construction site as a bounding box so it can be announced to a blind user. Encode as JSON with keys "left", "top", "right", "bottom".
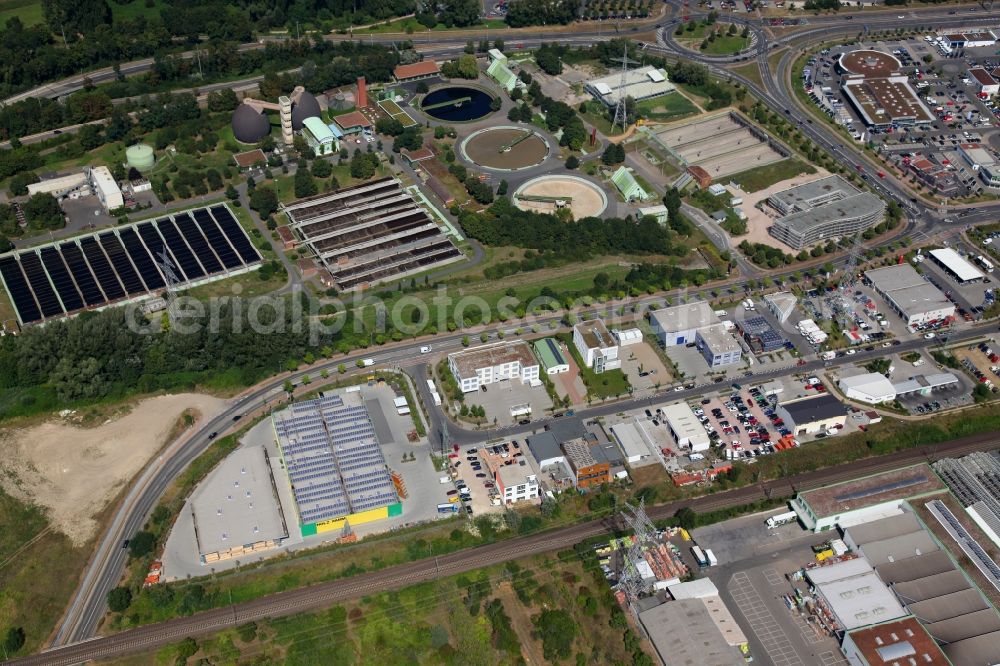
{"left": 648, "top": 111, "right": 788, "bottom": 180}
{"left": 282, "top": 177, "right": 462, "bottom": 291}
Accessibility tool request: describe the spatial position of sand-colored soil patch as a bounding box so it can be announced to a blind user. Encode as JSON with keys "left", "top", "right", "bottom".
{"left": 514, "top": 175, "right": 608, "bottom": 219}
{"left": 0, "top": 393, "right": 226, "bottom": 546}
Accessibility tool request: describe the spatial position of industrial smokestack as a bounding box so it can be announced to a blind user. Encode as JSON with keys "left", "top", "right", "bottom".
{"left": 357, "top": 77, "right": 368, "bottom": 109}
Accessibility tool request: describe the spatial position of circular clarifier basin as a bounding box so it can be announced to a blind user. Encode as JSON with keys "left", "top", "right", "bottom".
{"left": 513, "top": 175, "right": 608, "bottom": 219}
{"left": 420, "top": 86, "right": 495, "bottom": 122}
{"left": 461, "top": 126, "right": 550, "bottom": 171}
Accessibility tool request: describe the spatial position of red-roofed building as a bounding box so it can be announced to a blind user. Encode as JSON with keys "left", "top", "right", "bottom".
{"left": 276, "top": 225, "right": 297, "bottom": 250}
{"left": 968, "top": 67, "right": 999, "bottom": 96}
{"left": 394, "top": 60, "right": 441, "bottom": 82}
{"left": 333, "top": 111, "right": 373, "bottom": 134}
{"left": 842, "top": 618, "right": 948, "bottom": 666}
{"left": 401, "top": 146, "right": 435, "bottom": 165}
{"left": 687, "top": 165, "right": 712, "bottom": 189}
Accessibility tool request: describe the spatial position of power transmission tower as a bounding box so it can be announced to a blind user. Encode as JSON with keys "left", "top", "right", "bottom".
{"left": 611, "top": 43, "right": 639, "bottom": 136}
{"left": 622, "top": 499, "right": 656, "bottom": 547}
{"left": 822, "top": 233, "right": 865, "bottom": 329}
{"left": 440, "top": 417, "right": 450, "bottom": 457}
{"left": 157, "top": 248, "right": 180, "bottom": 304}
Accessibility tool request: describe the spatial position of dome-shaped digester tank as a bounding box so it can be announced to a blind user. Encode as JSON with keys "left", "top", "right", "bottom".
{"left": 290, "top": 91, "right": 321, "bottom": 131}
{"left": 232, "top": 104, "right": 271, "bottom": 144}
{"left": 125, "top": 143, "right": 155, "bottom": 171}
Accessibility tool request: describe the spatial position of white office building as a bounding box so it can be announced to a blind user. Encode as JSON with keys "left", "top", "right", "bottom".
{"left": 697, "top": 324, "right": 743, "bottom": 368}
{"left": 448, "top": 341, "right": 540, "bottom": 393}
{"left": 661, "top": 402, "right": 710, "bottom": 452}
{"left": 88, "top": 166, "right": 124, "bottom": 211}
{"left": 839, "top": 373, "right": 897, "bottom": 404}
{"left": 648, "top": 302, "right": 720, "bottom": 346}
{"left": 573, "top": 319, "right": 620, "bottom": 374}
{"left": 497, "top": 462, "right": 539, "bottom": 504}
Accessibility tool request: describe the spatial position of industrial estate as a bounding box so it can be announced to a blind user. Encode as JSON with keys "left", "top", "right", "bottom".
{"left": 4, "top": 1, "right": 1000, "bottom": 665}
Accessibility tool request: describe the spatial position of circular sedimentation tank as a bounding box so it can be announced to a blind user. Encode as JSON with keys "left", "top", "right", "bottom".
{"left": 125, "top": 143, "right": 155, "bottom": 171}
{"left": 420, "top": 86, "right": 495, "bottom": 122}
{"left": 460, "top": 127, "right": 549, "bottom": 171}
{"left": 513, "top": 175, "right": 608, "bottom": 219}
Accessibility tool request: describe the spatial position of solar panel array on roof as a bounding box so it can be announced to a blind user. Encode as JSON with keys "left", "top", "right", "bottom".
{"left": 0, "top": 204, "right": 260, "bottom": 325}
{"left": 835, "top": 474, "right": 927, "bottom": 503}
{"left": 273, "top": 394, "right": 399, "bottom": 527}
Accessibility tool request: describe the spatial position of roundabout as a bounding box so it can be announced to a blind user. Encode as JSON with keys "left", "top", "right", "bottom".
{"left": 460, "top": 126, "right": 550, "bottom": 171}
{"left": 513, "top": 175, "right": 608, "bottom": 219}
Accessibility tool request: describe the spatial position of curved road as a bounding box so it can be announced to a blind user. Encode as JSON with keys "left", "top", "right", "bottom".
{"left": 15, "top": 426, "right": 998, "bottom": 665}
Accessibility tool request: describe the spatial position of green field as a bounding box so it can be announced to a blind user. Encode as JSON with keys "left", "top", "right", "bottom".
{"left": 636, "top": 92, "right": 700, "bottom": 122}
{"left": 726, "top": 158, "right": 816, "bottom": 193}
{"left": 703, "top": 34, "right": 750, "bottom": 55}
{"left": 0, "top": 0, "right": 43, "bottom": 26}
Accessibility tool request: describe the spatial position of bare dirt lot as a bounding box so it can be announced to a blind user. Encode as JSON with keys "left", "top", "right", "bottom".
{"left": 0, "top": 393, "right": 226, "bottom": 546}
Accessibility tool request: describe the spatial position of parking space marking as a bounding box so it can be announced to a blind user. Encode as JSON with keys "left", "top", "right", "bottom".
{"left": 819, "top": 650, "right": 847, "bottom": 666}
{"left": 729, "top": 572, "right": 804, "bottom": 666}
{"left": 763, "top": 568, "right": 783, "bottom": 586}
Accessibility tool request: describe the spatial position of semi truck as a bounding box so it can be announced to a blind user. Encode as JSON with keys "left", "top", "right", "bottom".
{"left": 705, "top": 549, "right": 718, "bottom": 567}
{"left": 691, "top": 545, "right": 709, "bottom": 566}
{"left": 766, "top": 511, "right": 799, "bottom": 529}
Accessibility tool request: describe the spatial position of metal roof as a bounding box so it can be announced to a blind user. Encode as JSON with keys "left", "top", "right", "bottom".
{"left": 876, "top": 549, "right": 955, "bottom": 584}
{"left": 302, "top": 116, "right": 335, "bottom": 144}
{"left": 814, "top": 570, "right": 908, "bottom": 631}
{"left": 779, "top": 394, "right": 847, "bottom": 424}
{"left": 639, "top": 599, "right": 745, "bottom": 666}
{"left": 650, "top": 301, "right": 719, "bottom": 333}
{"left": 844, "top": 512, "right": 922, "bottom": 547}
{"left": 859, "top": 530, "right": 939, "bottom": 566}
{"left": 907, "top": 587, "right": 989, "bottom": 624}
{"left": 929, "top": 247, "right": 984, "bottom": 283}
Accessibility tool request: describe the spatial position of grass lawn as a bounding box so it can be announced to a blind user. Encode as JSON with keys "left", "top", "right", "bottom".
{"left": 557, "top": 331, "right": 631, "bottom": 401}
{"left": 0, "top": 0, "right": 42, "bottom": 26}
{"left": 578, "top": 102, "right": 616, "bottom": 136}
{"left": 0, "top": 489, "right": 85, "bottom": 657}
{"left": 726, "top": 158, "right": 816, "bottom": 193}
{"left": 702, "top": 34, "right": 750, "bottom": 56}
{"left": 109, "top": 0, "right": 165, "bottom": 22}
{"left": 362, "top": 16, "right": 506, "bottom": 33}
{"left": 729, "top": 61, "right": 765, "bottom": 89}
{"left": 179, "top": 269, "right": 287, "bottom": 300}
{"left": 636, "top": 92, "right": 700, "bottom": 122}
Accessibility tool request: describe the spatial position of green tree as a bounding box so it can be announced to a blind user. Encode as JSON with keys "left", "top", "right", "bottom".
{"left": 2, "top": 627, "right": 24, "bottom": 655}
{"left": 534, "top": 609, "right": 577, "bottom": 661}
{"left": 128, "top": 530, "right": 156, "bottom": 558}
{"left": 675, "top": 506, "right": 697, "bottom": 530}
{"left": 107, "top": 586, "right": 133, "bottom": 613}
{"left": 565, "top": 155, "right": 580, "bottom": 169}
{"left": 311, "top": 159, "right": 332, "bottom": 178}
{"left": 293, "top": 168, "right": 317, "bottom": 198}
{"left": 249, "top": 187, "right": 279, "bottom": 218}
{"left": 22, "top": 193, "right": 63, "bottom": 230}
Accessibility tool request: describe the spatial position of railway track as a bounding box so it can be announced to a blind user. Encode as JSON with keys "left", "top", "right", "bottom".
{"left": 12, "top": 429, "right": 997, "bottom": 665}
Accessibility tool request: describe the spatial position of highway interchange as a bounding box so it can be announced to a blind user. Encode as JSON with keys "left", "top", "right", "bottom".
{"left": 6, "top": 3, "right": 1000, "bottom": 662}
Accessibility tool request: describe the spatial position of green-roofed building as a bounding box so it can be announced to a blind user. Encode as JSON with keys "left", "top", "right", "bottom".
{"left": 611, "top": 166, "right": 650, "bottom": 202}
{"left": 487, "top": 59, "right": 518, "bottom": 93}
{"left": 302, "top": 116, "right": 339, "bottom": 154}
{"left": 533, "top": 338, "right": 570, "bottom": 375}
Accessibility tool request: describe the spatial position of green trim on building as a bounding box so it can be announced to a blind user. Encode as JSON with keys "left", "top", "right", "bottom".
{"left": 533, "top": 338, "right": 568, "bottom": 372}
{"left": 611, "top": 166, "right": 649, "bottom": 202}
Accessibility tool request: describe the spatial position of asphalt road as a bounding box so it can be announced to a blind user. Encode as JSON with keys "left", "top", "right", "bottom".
{"left": 14, "top": 425, "right": 997, "bottom": 665}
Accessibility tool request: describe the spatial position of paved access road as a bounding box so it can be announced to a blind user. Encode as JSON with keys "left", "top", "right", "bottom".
{"left": 14, "top": 426, "right": 996, "bottom": 665}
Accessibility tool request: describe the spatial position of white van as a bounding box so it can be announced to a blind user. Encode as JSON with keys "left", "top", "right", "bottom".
{"left": 420, "top": 345, "right": 432, "bottom": 353}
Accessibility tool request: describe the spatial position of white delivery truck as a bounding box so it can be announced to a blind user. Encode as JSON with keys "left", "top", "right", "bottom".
{"left": 766, "top": 511, "right": 799, "bottom": 529}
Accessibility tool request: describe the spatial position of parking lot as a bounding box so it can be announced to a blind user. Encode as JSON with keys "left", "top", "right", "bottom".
{"left": 472, "top": 379, "right": 553, "bottom": 426}
{"left": 804, "top": 34, "right": 1000, "bottom": 199}
{"left": 689, "top": 383, "right": 795, "bottom": 462}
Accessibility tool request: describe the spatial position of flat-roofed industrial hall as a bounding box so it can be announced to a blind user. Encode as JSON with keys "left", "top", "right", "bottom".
{"left": 272, "top": 393, "right": 401, "bottom": 536}
{"left": 283, "top": 177, "right": 461, "bottom": 291}
{"left": 0, "top": 204, "right": 260, "bottom": 325}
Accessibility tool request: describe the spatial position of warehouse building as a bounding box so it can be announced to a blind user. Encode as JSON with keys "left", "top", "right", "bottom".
{"left": 639, "top": 599, "right": 745, "bottom": 666}
{"left": 892, "top": 372, "right": 960, "bottom": 398}
{"left": 790, "top": 463, "right": 944, "bottom": 532}
{"left": 661, "top": 402, "right": 710, "bottom": 452}
{"left": 767, "top": 175, "right": 886, "bottom": 250}
{"left": 393, "top": 60, "right": 441, "bottom": 82}
{"left": 776, "top": 394, "right": 848, "bottom": 436}
{"left": 927, "top": 247, "right": 985, "bottom": 284}
{"left": 842, "top": 511, "right": 923, "bottom": 551}
{"left": 969, "top": 67, "right": 999, "bottom": 96}
{"left": 736, "top": 315, "right": 786, "bottom": 353}
{"left": 87, "top": 166, "right": 124, "bottom": 212}
{"left": 697, "top": 323, "right": 743, "bottom": 368}
{"left": 190, "top": 446, "right": 289, "bottom": 564}
{"left": 805, "top": 558, "right": 908, "bottom": 631}
{"left": 283, "top": 178, "right": 461, "bottom": 291}
{"left": 561, "top": 438, "right": 611, "bottom": 488}
{"left": 610, "top": 421, "right": 653, "bottom": 465}
{"left": 865, "top": 264, "right": 955, "bottom": 327}
{"left": 933, "top": 452, "right": 1000, "bottom": 549}
{"left": 448, "top": 340, "right": 540, "bottom": 393}
{"left": 272, "top": 394, "right": 401, "bottom": 537}
{"left": 764, "top": 291, "right": 797, "bottom": 323}
{"left": 573, "top": 319, "right": 620, "bottom": 374}
{"left": 839, "top": 372, "right": 897, "bottom": 405}
{"left": 532, "top": 337, "right": 570, "bottom": 375}
{"left": 649, "top": 301, "right": 720, "bottom": 346}
{"left": 841, "top": 617, "right": 949, "bottom": 666}
{"left": 586, "top": 65, "right": 676, "bottom": 108}
{"left": 301, "top": 117, "right": 339, "bottom": 154}
{"left": 837, "top": 50, "right": 933, "bottom": 129}
{"left": 526, "top": 432, "right": 565, "bottom": 469}
{"left": 26, "top": 172, "right": 88, "bottom": 198}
